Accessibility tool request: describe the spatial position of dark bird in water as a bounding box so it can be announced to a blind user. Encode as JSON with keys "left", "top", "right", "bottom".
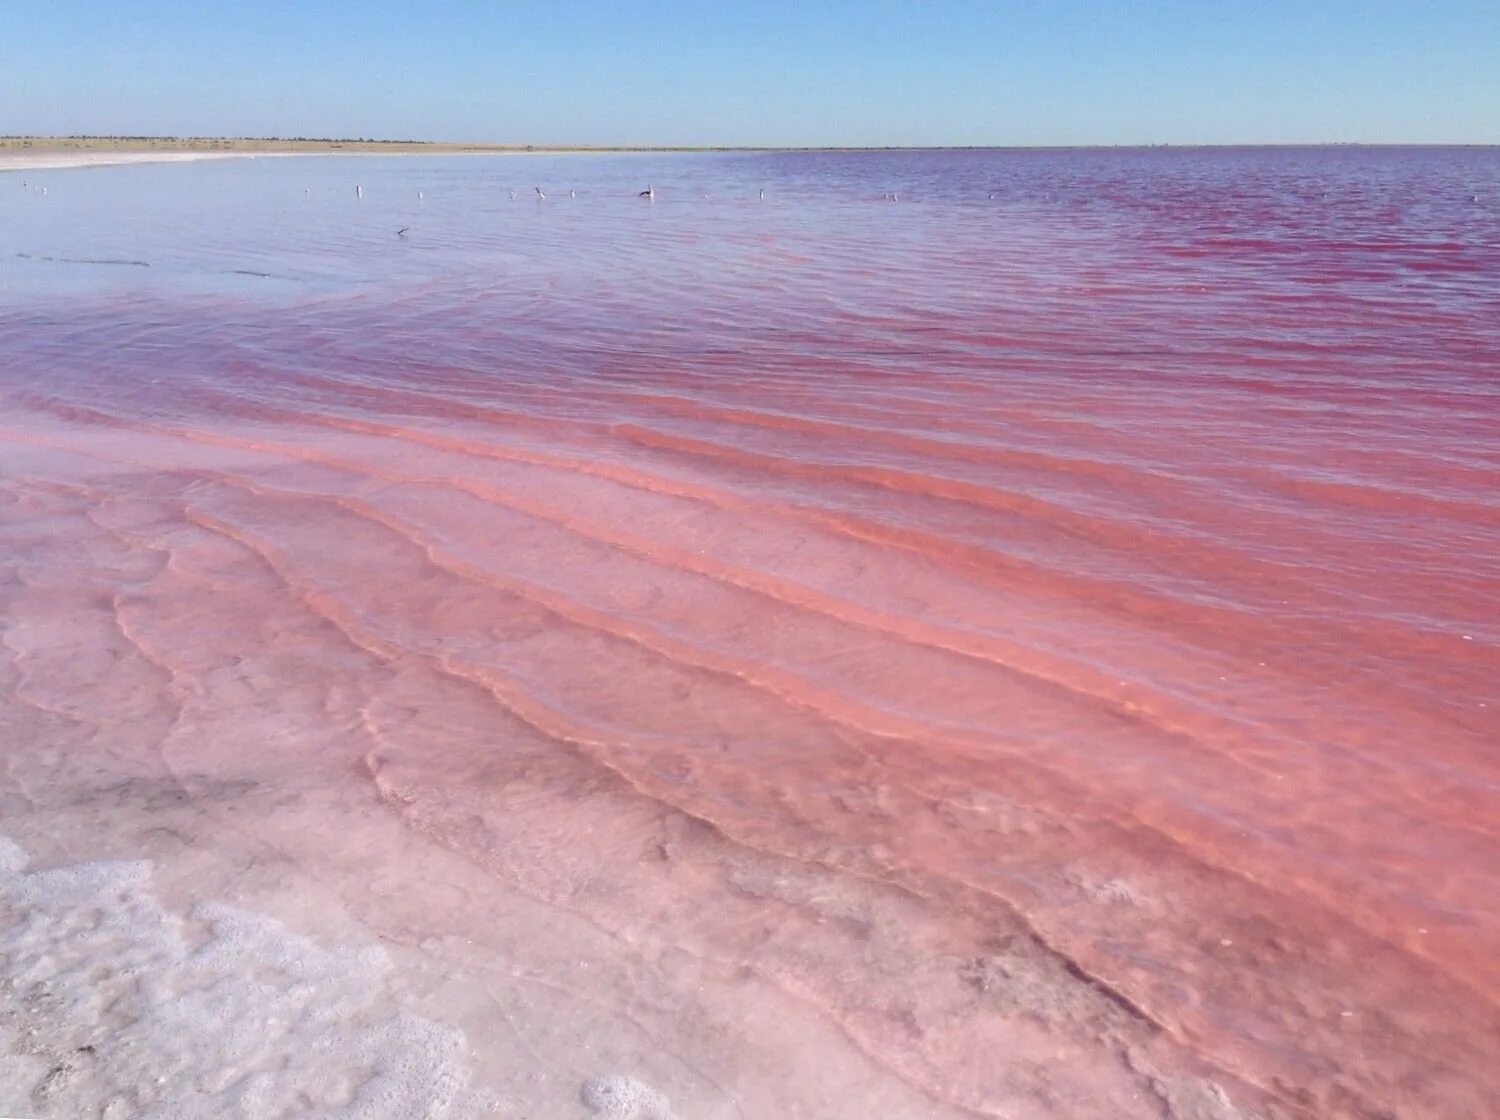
{"left": 396, "top": 227, "right": 409, "bottom": 238}
{"left": 535, "top": 186, "right": 546, "bottom": 199}
{"left": 639, "top": 185, "right": 654, "bottom": 199}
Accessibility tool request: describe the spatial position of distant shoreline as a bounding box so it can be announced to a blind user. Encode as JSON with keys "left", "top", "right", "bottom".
{"left": 4, "top": 135, "right": 1497, "bottom": 157}
{"left": 0, "top": 137, "right": 612, "bottom": 174}
{"left": 0, "top": 136, "right": 765, "bottom": 174}
{"left": 3, "top": 136, "right": 1495, "bottom": 172}
{"left": 0, "top": 136, "right": 780, "bottom": 164}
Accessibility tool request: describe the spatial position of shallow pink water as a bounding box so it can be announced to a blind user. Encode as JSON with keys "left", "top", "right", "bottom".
{"left": 3, "top": 148, "right": 1499, "bottom": 1119}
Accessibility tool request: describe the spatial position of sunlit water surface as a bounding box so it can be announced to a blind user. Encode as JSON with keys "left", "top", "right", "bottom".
{"left": 2, "top": 149, "right": 1498, "bottom": 1120}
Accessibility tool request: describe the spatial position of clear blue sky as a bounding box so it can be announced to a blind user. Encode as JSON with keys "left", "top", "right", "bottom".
{"left": 4, "top": 1, "right": 1497, "bottom": 146}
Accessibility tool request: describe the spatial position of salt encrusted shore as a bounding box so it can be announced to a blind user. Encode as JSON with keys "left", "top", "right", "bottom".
{"left": 0, "top": 151, "right": 286, "bottom": 173}
{"left": 0, "top": 150, "right": 554, "bottom": 174}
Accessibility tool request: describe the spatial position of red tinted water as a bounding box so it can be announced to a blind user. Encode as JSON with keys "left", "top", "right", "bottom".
{"left": 2, "top": 148, "right": 1498, "bottom": 1119}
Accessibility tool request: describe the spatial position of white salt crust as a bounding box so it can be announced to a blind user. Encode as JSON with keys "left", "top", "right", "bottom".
{"left": 0, "top": 837, "right": 505, "bottom": 1119}
{"left": 580, "top": 1074, "right": 676, "bottom": 1119}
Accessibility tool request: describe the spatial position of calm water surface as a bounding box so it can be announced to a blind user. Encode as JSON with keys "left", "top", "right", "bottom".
{"left": 2, "top": 148, "right": 1498, "bottom": 1120}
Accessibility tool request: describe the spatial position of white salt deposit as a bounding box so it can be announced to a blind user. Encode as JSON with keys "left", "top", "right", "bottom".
{"left": 0, "top": 837, "right": 502, "bottom": 1119}
{"left": 580, "top": 1074, "right": 676, "bottom": 1119}
{"left": 0, "top": 151, "right": 283, "bottom": 173}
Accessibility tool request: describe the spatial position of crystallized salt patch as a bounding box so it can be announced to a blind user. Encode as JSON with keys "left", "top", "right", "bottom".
{"left": 0, "top": 838, "right": 503, "bottom": 1119}
{"left": 580, "top": 1074, "right": 676, "bottom": 1119}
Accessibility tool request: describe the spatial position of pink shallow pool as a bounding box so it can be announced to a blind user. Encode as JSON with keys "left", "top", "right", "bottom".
{"left": 1, "top": 148, "right": 1497, "bottom": 1120}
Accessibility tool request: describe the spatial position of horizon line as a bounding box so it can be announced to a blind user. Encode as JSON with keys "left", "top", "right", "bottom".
{"left": 5, "top": 135, "right": 1499, "bottom": 153}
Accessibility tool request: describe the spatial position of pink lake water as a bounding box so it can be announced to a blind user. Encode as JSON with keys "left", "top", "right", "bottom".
{"left": 1, "top": 148, "right": 1498, "bottom": 1120}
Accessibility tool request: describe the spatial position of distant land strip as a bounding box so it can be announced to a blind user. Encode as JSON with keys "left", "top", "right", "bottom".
{"left": 3, "top": 135, "right": 972, "bottom": 155}
{"left": 4, "top": 136, "right": 1494, "bottom": 154}
{"left": 0, "top": 135, "right": 767, "bottom": 154}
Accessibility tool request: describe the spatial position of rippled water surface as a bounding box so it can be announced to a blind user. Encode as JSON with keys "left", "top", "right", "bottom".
{"left": 2, "top": 148, "right": 1499, "bottom": 1120}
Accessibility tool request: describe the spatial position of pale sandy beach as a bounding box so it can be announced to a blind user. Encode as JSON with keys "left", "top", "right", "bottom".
{"left": 0, "top": 149, "right": 547, "bottom": 174}
{"left": 0, "top": 151, "right": 288, "bottom": 173}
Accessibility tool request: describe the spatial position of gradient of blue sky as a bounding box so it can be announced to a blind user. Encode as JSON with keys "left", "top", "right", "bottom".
{"left": 4, "top": 1, "right": 1497, "bottom": 145}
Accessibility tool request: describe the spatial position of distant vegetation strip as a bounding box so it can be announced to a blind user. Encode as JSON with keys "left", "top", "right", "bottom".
{"left": 0, "top": 136, "right": 782, "bottom": 153}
